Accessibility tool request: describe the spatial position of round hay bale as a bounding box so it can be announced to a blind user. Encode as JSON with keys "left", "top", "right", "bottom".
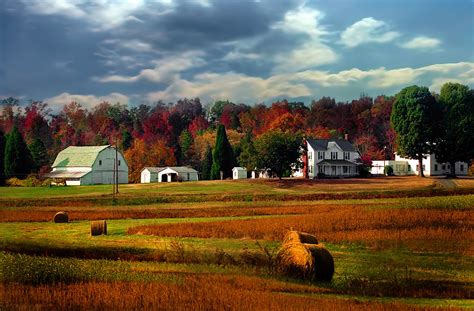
{"left": 304, "top": 244, "right": 334, "bottom": 282}
{"left": 282, "top": 230, "right": 318, "bottom": 245}
{"left": 53, "top": 211, "right": 69, "bottom": 223}
{"left": 276, "top": 242, "right": 314, "bottom": 279}
{"left": 90, "top": 220, "right": 107, "bottom": 236}
{"left": 298, "top": 232, "right": 318, "bottom": 244}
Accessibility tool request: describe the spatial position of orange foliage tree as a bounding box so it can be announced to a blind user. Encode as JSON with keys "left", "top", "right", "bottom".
{"left": 124, "top": 138, "right": 176, "bottom": 183}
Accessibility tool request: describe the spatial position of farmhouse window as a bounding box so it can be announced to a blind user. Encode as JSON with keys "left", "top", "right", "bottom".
{"left": 309, "top": 165, "right": 313, "bottom": 173}
{"left": 331, "top": 166, "right": 336, "bottom": 174}
{"left": 318, "top": 166, "right": 324, "bottom": 173}
{"left": 118, "top": 160, "right": 121, "bottom": 166}
{"left": 434, "top": 164, "right": 438, "bottom": 171}
{"left": 308, "top": 152, "right": 312, "bottom": 160}
{"left": 331, "top": 152, "right": 337, "bottom": 160}
{"left": 344, "top": 152, "right": 350, "bottom": 160}
{"left": 343, "top": 166, "right": 348, "bottom": 174}
{"left": 460, "top": 164, "right": 464, "bottom": 171}
{"left": 318, "top": 152, "right": 324, "bottom": 159}
{"left": 442, "top": 164, "right": 446, "bottom": 170}
{"left": 99, "top": 160, "right": 102, "bottom": 166}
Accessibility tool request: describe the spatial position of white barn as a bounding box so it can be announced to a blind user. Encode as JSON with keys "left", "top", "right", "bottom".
{"left": 48, "top": 145, "right": 128, "bottom": 185}
{"left": 232, "top": 167, "right": 247, "bottom": 179}
{"left": 371, "top": 154, "right": 468, "bottom": 176}
{"left": 141, "top": 166, "right": 199, "bottom": 183}
{"left": 306, "top": 138, "right": 360, "bottom": 178}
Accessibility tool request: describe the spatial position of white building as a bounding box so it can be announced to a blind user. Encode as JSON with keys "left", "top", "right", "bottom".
{"left": 372, "top": 154, "right": 468, "bottom": 176}
{"left": 48, "top": 145, "right": 128, "bottom": 185}
{"left": 306, "top": 138, "right": 361, "bottom": 178}
{"left": 232, "top": 167, "right": 247, "bottom": 179}
{"left": 141, "top": 166, "right": 199, "bottom": 183}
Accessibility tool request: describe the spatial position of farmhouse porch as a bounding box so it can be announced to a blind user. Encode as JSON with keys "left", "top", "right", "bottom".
{"left": 316, "top": 160, "right": 358, "bottom": 177}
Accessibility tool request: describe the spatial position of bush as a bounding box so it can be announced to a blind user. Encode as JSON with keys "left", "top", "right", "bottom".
{"left": 358, "top": 166, "right": 371, "bottom": 178}
{"left": 5, "top": 176, "right": 52, "bottom": 187}
{"left": 384, "top": 165, "right": 394, "bottom": 176}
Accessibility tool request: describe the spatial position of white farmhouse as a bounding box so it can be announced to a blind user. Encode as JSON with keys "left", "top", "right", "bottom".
{"left": 371, "top": 154, "right": 468, "bottom": 176}
{"left": 48, "top": 145, "right": 128, "bottom": 185}
{"left": 306, "top": 138, "right": 360, "bottom": 178}
{"left": 232, "top": 167, "right": 247, "bottom": 179}
{"left": 140, "top": 166, "right": 198, "bottom": 183}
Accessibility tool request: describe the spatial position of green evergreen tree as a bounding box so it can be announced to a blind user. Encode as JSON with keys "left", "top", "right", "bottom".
{"left": 121, "top": 129, "right": 133, "bottom": 151}
{"left": 4, "top": 126, "right": 34, "bottom": 178}
{"left": 435, "top": 83, "right": 474, "bottom": 177}
{"left": 0, "top": 129, "right": 5, "bottom": 184}
{"left": 28, "top": 138, "right": 50, "bottom": 172}
{"left": 238, "top": 133, "right": 257, "bottom": 172}
{"left": 391, "top": 85, "right": 441, "bottom": 177}
{"left": 210, "top": 125, "right": 235, "bottom": 179}
{"left": 201, "top": 144, "right": 213, "bottom": 180}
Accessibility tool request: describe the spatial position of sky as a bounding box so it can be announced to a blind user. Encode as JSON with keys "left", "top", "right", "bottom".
{"left": 1, "top": 0, "right": 473, "bottom": 109}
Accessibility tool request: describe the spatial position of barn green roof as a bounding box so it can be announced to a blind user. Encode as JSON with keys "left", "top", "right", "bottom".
{"left": 52, "top": 145, "right": 110, "bottom": 168}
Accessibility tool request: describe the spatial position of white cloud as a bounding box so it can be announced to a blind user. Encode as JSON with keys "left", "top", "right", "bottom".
{"left": 340, "top": 17, "right": 400, "bottom": 48}
{"left": 96, "top": 51, "right": 206, "bottom": 83}
{"left": 45, "top": 92, "right": 129, "bottom": 110}
{"left": 222, "top": 51, "right": 261, "bottom": 61}
{"left": 271, "top": 5, "right": 337, "bottom": 72}
{"left": 146, "top": 62, "right": 474, "bottom": 103}
{"left": 401, "top": 36, "right": 442, "bottom": 50}
{"left": 273, "top": 41, "right": 338, "bottom": 73}
{"left": 147, "top": 71, "right": 312, "bottom": 103}
{"left": 104, "top": 39, "right": 154, "bottom": 53}
{"left": 20, "top": 0, "right": 173, "bottom": 31}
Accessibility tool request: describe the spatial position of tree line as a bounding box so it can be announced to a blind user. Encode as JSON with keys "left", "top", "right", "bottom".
{"left": 0, "top": 82, "right": 472, "bottom": 183}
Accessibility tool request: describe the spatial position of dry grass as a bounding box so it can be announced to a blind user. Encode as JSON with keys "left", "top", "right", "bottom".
{"left": 0, "top": 274, "right": 442, "bottom": 311}
{"left": 128, "top": 206, "right": 474, "bottom": 253}
{"left": 0, "top": 204, "right": 329, "bottom": 222}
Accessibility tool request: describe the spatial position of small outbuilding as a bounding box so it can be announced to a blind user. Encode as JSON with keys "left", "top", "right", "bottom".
{"left": 141, "top": 166, "right": 199, "bottom": 183}
{"left": 232, "top": 167, "right": 247, "bottom": 179}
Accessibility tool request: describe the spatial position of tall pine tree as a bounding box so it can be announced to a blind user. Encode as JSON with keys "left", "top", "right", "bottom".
{"left": 28, "top": 138, "right": 50, "bottom": 172}
{"left": 210, "top": 125, "right": 234, "bottom": 180}
{"left": 4, "top": 126, "right": 34, "bottom": 179}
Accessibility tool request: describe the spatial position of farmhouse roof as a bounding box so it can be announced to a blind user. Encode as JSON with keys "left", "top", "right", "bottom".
{"left": 306, "top": 139, "right": 356, "bottom": 152}
{"left": 52, "top": 145, "right": 110, "bottom": 168}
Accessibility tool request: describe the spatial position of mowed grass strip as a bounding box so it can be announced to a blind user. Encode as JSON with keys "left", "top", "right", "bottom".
{"left": 128, "top": 206, "right": 474, "bottom": 253}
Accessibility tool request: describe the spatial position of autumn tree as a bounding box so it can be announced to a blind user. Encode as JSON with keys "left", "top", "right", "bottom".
{"left": 254, "top": 130, "right": 302, "bottom": 179}
{"left": 4, "top": 126, "right": 34, "bottom": 178}
{"left": 0, "top": 129, "right": 5, "bottom": 184}
{"left": 201, "top": 144, "right": 213, "bottom": 180}
{"left": 435, "top": 82, "right": 474, "bottom": 176}
{"left": 211, "top": 125, "right": 235, "bottom": 180}
{"left": 124, "top": 138, "right": 176, "bottom": 183}
{"left": 391, "top": 86, "right": 440, "bottom": 177}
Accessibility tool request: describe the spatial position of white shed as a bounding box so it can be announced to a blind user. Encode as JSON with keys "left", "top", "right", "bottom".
{"left": 141, "top": 166, "right": 199, "bottom": 182}
{"left": 47, "top": 145, "right": 128, "bottom": 185}
{"left": 140, "top": 167, "right": 166, "bottom": 183}
{"left": 232, "top": 167, "right": 247, "bottom": 179}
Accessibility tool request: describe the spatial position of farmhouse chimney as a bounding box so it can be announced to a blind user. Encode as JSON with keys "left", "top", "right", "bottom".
{"left": 344, "top": 133, "right": 349, "bottom": 141}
